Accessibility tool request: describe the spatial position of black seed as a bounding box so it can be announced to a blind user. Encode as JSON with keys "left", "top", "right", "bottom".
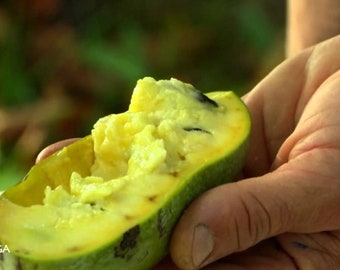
{"left": 114, "top": 225, "right": 140, "bottom": 260}
{"left": 177, "top": 152, "right": 186, "bottom": 161}
{"left": 193, "top": 90, "right": 218, "bottom": 107}
{"left": 90, "top": 202, "right": 106, "bottom": 211}
{"left": 183, "top": 127, "right": 211, "bottom": 134}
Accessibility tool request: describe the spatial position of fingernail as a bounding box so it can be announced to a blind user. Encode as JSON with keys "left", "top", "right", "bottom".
{"left": 192, "top": 224, "right": 215, "bottom": 268}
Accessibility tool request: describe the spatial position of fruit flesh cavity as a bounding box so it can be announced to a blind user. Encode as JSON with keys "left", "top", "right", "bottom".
{"left": 0, "top": 77, "right": 250, "bottom": 269}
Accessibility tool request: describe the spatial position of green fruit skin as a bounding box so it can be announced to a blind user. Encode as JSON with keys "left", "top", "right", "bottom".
{"left": 0, "top": 90, "right": 251, "bottom": 270}
{"left": 1, "top": 134, "right": 249, "bottom": 270}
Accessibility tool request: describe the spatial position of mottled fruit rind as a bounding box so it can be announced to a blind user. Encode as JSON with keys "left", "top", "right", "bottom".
{"left": 0, "top": 77, "right": 251, "bottom": 270}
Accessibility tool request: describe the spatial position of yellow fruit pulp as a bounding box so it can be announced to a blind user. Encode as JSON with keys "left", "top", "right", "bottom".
{"left": 0, "top": 77, "right": 250, "bottom": 262}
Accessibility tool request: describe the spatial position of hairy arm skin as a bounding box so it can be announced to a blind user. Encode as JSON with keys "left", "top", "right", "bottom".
{"left": 286, "top": 0, "right": 340, "bottom": 57}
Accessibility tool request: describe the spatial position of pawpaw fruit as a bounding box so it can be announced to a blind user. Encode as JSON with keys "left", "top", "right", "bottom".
{"left": 0, "top": 77, "right": 251, "bottom": 270}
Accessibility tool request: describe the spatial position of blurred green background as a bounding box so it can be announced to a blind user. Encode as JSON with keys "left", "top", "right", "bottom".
{"left": 0, "top": 0, "right": 286, "bottom": 190}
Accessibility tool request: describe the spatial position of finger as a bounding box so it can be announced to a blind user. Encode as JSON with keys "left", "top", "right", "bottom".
{"left": 170, "top": 165, "right": 340, "bottom": 270}
{"left": 277, "top": 231, "right": 340, "bottom": 269}
{"left": 243, "top": 35, "right": 340, "bottom": 178}
{"left": 203, "top": 239, "right": 296, "bottom": 270}
{"left": 35, "top": 138, "right": 80, "bottom": 163}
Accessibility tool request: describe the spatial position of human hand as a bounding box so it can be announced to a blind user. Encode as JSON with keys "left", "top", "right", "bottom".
{"left": 165, "top": 35, "right": 340, "bottom": 269}
{"left": 35, "top": 138, "right": 80, "bottom": 163}
{"left": 37, "top": 35, "right": 340, "bottom": 269}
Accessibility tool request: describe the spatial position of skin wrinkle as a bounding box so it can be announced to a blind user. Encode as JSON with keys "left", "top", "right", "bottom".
{"left": 289, "top": 124, "right": 340, "bottom": 161}
{"left": 286, "top": 85, "right": 340, "bottom": 161}
{"left": 256, "top": 174, "right": 296, "bottom": 234}
{"left": 276, "top": 240, "right": 301, "bottom": 270}
{"left": 233, "top": 179, "right": 290, "bottom": 252}
{"left": 274, "top": 62, "right": 340, "bottom": 171}
{"left": 304, "top": 234, "right": 340, "bottom": 268}
{"left": 297, "top": 46, "right": 340, "bottom": 123}
{"left": 277, "top": 232, "right": 340, "bottom": 268}
{"left": 308, "top": 235, "right": 335, "bottom": 254}
{"left": 247, "top": 191, "right": 272, "bottom": 241}
{"left": 276, "top": 160, "right": 340, "bottom": 233}
{"left": 278, "top": 243, "right": 305, "bottom": 270}
{"left": 321, "top": 236, "right": 340, "bottom": 268}
{"left": 293, "top": 44, "right": 340, "bottom": 130}
{"left": 234, "top": 219, "right": 241, "bottom": 252}
{"left": 238, "top": 194, "right": 254, "bottom": 250}
{"left": 326, "top": 232, "right": 340, "bottom": 246}
{"left": 219, "top": 239, "right": 300, "bottom": 270}
{"left": 324, "top": 232, "right": 340, "bottom": 266}
{"left": 285, "top": 255, "right": 300, "bottom": 270}
{"left": 241, "top": 92, "right": 271, "bottom": 177}
{"left": 288, "top": 148, "right": 340, "bottom": 181}
{"left": 297, "top": 90, "right": 338, "bottom": 131}
{"left": 260, "top": 100, "right": 274, "bottom": 170}
{"left": 259, "top": 50, "right": 312, "bottom": 163}
{"left": 264, "top": 60, "right": 306, "bottom": 154}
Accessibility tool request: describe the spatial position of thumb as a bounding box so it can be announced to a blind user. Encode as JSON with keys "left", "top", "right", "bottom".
{"left": 169, "top": 168, "right": 340, "bottom": 269}
{"left": 35, "top": 138, "right": 79, "bottom": 163}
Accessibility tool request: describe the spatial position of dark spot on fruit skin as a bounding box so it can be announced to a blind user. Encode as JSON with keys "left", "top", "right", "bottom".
{"left": 0, "top": 252, "right": 3, "bottom": 261}
{"left": 124, "top": 215, "right": 134, "bottom": 221}
{"left": 120, "top": 226, "right": 140, "bottom": 250}
{"left": 114, "top": 225, "right": 140, "bottom": 260}
{"left": 183, "top": 127, "right": 211, "bottom": 134}
{"left": 67, "top": 246, "right": 83, "bottom": 253}
{"left": 147, "top": 195, "right": 157, "bottom": 202}
{"left": 193, "top": 90, "right": 218, "bottom": 107}
{"left": 169, "top": 171, "right": 179, "bottom": 177}
{"left": 157, "top": 209, "right": 167, "bottom": 238}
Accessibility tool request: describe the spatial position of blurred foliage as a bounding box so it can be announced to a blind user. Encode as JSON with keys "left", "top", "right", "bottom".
{"left": 0, "top": 0, "right": 285, "bottom": 189}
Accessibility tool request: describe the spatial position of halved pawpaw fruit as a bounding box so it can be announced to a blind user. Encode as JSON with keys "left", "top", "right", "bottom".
{"left": 0, "top": 77, "right": 251, "bottom": 270}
